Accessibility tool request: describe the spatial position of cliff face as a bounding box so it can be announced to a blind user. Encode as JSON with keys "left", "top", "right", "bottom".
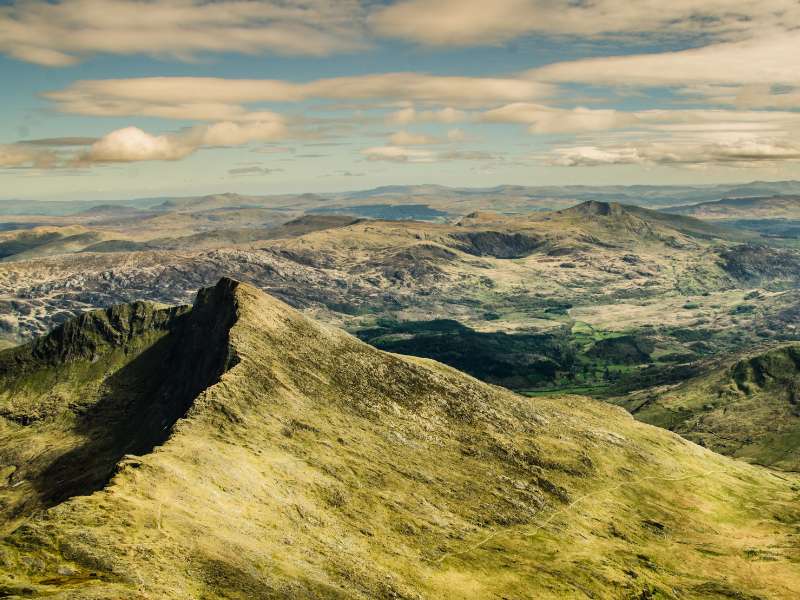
{"left": 0, "top": 280, "right": 239, "bottom": 527}
{"left": 0, "top": 279, "right": 798, "bottom": 599}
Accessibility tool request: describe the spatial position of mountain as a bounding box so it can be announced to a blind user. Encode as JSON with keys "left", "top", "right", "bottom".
{"left": 8, "top": 180, "right": 800, "bottom": 220}
{"left": 1, "top": 279, "right": 799, "bottom": 598}
{"left": 617, "top": 343, "right": 800, "bottom": 471}
{"left": 548, "top": 200, "right": 744, "bottom": 243}
{"left": 662, "top": 195, "right": 800, "bottom": 220}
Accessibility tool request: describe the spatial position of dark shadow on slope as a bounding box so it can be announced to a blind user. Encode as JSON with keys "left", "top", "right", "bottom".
{"left": 30, "top": 279, "right": 241, "bottom": 509}
{"left": 450, "top": 231, "right": 545, "bottom": 259}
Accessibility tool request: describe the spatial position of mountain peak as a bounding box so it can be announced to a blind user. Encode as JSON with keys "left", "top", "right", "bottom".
{"left": 561, "top": 200, "right": 626, "bottom": 217}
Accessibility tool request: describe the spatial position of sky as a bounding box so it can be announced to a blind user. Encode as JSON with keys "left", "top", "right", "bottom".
{"left": 2, "top": 0, "right": 800, "bottom": 201}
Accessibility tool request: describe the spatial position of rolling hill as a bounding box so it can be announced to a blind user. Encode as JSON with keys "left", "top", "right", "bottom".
{"left": 663, "top": 195, "right": 800, "bottom": 220}
{"left": 0, "top": 279, "right": 799, "bottom": 598}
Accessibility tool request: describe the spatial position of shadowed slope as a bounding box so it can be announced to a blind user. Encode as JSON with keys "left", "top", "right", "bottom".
{"left": 0, "top": 279, "right": 798, "bottom": 599}
{"left": 0, "top": 283, "right": 238, "bottom": 528}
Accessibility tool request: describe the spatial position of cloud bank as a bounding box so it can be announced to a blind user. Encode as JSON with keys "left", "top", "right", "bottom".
{"left": 0, "top": 0, "right": 366, "bottom": 66}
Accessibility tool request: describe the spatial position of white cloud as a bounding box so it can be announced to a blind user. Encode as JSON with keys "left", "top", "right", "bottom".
{"left": 548, "top": 138, "right": 800, "bottom": 169}
{"left": 0, "top": 0, "right": 366, "bottom": 66}
{"left": 695, "top": 85, "right": 800, "bottom": 110}
{"left": 370, "top": 0, "right": 800, "bottom": 46}
{"left": 482, "top": 104, "right": 800, "bottom": 137}
{"left": 46, "top": 75, "right": 550, "bottom": 122}
{"left": 483, "top": 103, "right": 639, "bottom": 133}
{"left": 192, "top": 121, "right": 288, "bottom": 147}
{"left": 84, "top": 127, "right": 191, "bottom": 162}
{"left": 530, "top": 33, "right": 800, "bottom": 90}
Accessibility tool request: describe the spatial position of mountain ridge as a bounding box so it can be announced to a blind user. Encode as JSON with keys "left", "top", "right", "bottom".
{"left": 1, "top": 279, "right": 799, "bottom": 598}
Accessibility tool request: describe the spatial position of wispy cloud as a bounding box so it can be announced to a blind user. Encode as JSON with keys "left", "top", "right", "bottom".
{"left": 548, "top": 139, "right": 800, "bottom": 169}
{"left": 0, "top": 144, "right": 58, "bottom": 168}
{"left": 15, "top": 137, "right": 97, "bottom": 147}
{"left": 45, "top": 75, "right": 552, "bottom": 123}
{"left": 388, "top": 131, "right": 443, "bottom": 146}
{"left": 386, "top": 106, "right": 469, "bottom": 125}
{"left": 362, "top": 145, "right": 497, "bottom": 163}
{"left": 370, "top": 0, "right": 800, "bottom": 46}
{"left": 529, "top": 33, "right": 800, "bottom": 89}
{"left": 0, "top": 0, "right": 367, "bottom": 66}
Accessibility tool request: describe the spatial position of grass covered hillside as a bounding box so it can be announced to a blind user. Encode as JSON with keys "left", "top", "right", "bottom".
{"left": 617, "top": 344, "right": 800, "bottom": 471}
{"left": 0, "top": 279, "right": 798, "bottom": 598}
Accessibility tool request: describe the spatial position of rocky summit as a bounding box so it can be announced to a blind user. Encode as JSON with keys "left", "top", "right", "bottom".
{"left": 0, "top": 279, "right": 798, "bottom": 599}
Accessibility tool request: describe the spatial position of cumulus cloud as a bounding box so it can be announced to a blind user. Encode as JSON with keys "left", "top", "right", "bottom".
{"left": 370, "top": 0, "right": 799, "bottom": 46}
{"left": 84, "top": 127, "right": 191, "bottom": 162}
{"left": 79, "top": 119, "right": 289, "bottom": 165}
{"left": 0, "top": 0, "right": 366, "bottom": 66}
{"left": 46, "top": 76, "right": 548, "bottom": 122}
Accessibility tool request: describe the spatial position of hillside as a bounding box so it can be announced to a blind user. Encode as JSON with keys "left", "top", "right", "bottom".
{"left": 663, "top": 195, "right": 800, "bottom": 220}
{"left": 0, "top": 227, "right": 113, "bottom": 262}
{"left": 617, "top": 343, "right": 800, "bottom": 471}
{"left": 1, "top": 279, "right": 799, "bottom": 598}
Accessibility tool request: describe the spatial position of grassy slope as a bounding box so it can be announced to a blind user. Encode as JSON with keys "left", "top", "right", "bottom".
{"left": 616, "top": 344, "right": 800, "bottom": 471}
{"left": 0, "top": 281, "right": 799, "bottom": 599}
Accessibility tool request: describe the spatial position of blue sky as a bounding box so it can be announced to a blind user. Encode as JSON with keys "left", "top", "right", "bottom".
{"left": 2, "top": 0, "right": 800, "bottom": 200}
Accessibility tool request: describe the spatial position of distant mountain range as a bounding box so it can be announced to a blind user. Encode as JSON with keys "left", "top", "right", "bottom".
{"left": 6, "top": 180, "right": 800, "bottom": 216}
